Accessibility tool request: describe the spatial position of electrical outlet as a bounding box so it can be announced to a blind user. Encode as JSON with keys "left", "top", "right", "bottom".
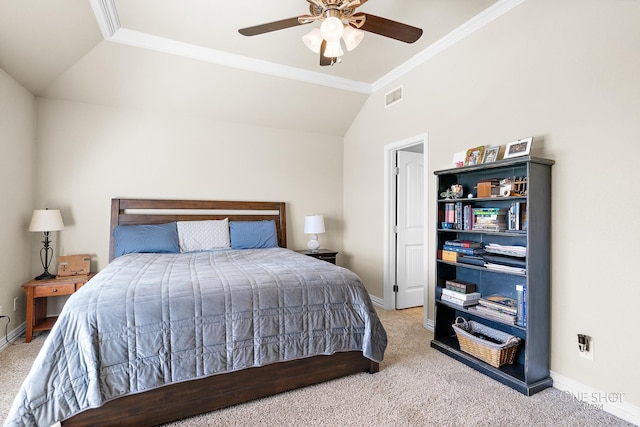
{"left": 13, "top": 297, "right": 19, "bottom": 312}
{"left": 578, "top": 334, "right": 594, "bottom": 360}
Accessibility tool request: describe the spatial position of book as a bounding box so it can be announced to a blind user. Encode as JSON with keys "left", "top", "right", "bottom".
{"left": 455, "top": 202, "right": 463, "bottom": 231}
{"left": 484, "top": 263, "right": 526, "bottom": 275}
{"left": 442, "top": 289, "right": 481, "bottom": 301}
{"left": 484, "top": 243, "right": 526, "bottom": 257}
{"left": 456, "top": 255, "right": 485, "bottom": 267}
{"left": 478, "top": 295, "right": 518, "bottom": 315}
{"left": 444, "top": 279, "right": 477, "bottom": 293}
{"left": 482, "top": 254, "right": 526, "bottom": 268}
{"left": 468, "top": 306, "right": 516, "bottom": 324}
{"left": 441, "top": 293, "right": 479, "bottom": 307}
{"left": 442, "top": 245, "right": 485, "bottom": 256}
{"left": 443, "top": 240, "right": 482, "bottom": 248}
{"left": 516, "top": 284, "right": 527, "bottom": 327}
{"left": 508, "top": 201, "right": 527, "bottom": 231}
{"left": 463, "top": 204, "right": 473, "bottom": 230}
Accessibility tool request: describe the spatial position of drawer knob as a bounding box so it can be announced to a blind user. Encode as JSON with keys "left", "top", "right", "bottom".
{"left": 52, "top": 288, "right": 58, "bottom": 293}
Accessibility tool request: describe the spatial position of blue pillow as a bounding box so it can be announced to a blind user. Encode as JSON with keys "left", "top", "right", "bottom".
{"left": 113, "top": 222, "right": 180, "bottom": 257}
{"left": 230, "top": 220, "right": 278, "bottom": 249}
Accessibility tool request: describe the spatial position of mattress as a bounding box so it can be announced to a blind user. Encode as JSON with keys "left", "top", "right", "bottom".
{"left": 5, "top": 248, "right": 387, "bottom": 427}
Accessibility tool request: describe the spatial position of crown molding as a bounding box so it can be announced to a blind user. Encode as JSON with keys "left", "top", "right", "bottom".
{"left": 89, "top": 0, "right": 120, "bottom": 39}
{"left": 111, "top": 28, "right": 372, "bottom": 94}
{"left": 90, "top": 0, "right": 526, "bottom": 95}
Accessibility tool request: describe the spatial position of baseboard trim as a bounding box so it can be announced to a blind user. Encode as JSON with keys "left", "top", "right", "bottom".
{"left": 0, "top": 321, "right": 26, "bottom": 352}
{"left": 551, "top": 370, "right": 640, "bottom": 426}
{"left": 424, "top": 318, "right": 435, "bottom": 331}
{"left": 369, "top": 294, "right": 384, "bottom": 308}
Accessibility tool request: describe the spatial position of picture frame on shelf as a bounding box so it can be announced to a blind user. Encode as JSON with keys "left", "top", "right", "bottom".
{"left": 464, "top": 146, "right": 485, "bottom": 166}
{"left": 452, "top": 151, "right": 466, "bottom": 168}
{"left": 503, "top": 137, "right": 533, "bottom": 159}
{"left": 482, "top": 146, "right": 500, "bottom": 163}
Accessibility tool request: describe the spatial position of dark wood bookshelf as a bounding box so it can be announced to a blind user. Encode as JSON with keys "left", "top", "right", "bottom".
{"left": 431, "top": 156, "right": 554, "bottom": 396}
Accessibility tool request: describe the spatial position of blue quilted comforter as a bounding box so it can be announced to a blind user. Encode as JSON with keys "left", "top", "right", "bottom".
{"left": 5, "top": 248, "right": 387, "bottom": 426}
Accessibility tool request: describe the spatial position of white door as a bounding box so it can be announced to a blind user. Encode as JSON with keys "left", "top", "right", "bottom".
{"left": 395, "top": 150, "right": 425, "bottom": 309}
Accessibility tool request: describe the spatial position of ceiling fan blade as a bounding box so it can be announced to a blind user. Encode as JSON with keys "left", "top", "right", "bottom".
{"left": 320, "top": 40, "right": 333, "bottom": 66}
{"left": 358, "top": 13, "right": 423, "bottom": 43}
{"left": 238, "top": 17, "right": 304, "bottom": 36}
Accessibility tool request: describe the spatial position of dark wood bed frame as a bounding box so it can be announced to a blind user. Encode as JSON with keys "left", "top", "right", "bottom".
{"left": 63, "top": 198, "right": 379, "bottom": 427}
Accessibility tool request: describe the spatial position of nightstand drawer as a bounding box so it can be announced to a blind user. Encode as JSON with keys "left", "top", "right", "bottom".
{"left": 294, "top": 249, "right": 338, "bottom": 265}
{"left": 34, "top": 283, "right": 75, "bottom": 297}
{"left": 314, "top": 254, "right": 336, "bottom": 263}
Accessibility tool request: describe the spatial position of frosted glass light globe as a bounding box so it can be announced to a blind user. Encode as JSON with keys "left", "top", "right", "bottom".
{"left": 320, "top": 17, "right": 344, "bottom": 42}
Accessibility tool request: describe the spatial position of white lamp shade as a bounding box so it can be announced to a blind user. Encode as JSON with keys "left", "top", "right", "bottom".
{"left": 29, "top": 209, "right": 64, "bottom": 232}
{"left": 304, "top": 215, "right": 325, "bottom": 234}
{"left": 342, "top": 25, "right": 364, "bottom": 51}
{"left": 320, "top": 17, "right": 344, "bottom": 42}
{"left": 302, "top": 28, "right": 323, "bottom": 53}
{"left": 323, "top": 41, "right": 344, "bottom": 58}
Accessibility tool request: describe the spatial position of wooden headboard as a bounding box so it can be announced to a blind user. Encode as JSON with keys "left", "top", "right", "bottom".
{"left": 109, "top": 199, "right": 287, "bottom": 261}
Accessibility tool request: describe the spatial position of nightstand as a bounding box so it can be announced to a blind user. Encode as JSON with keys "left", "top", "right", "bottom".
{"left": 295, "top": 249, "right": 338, "bottom": 265}
{"left": 22, "top": 273, "right": 95, "bottom": 343}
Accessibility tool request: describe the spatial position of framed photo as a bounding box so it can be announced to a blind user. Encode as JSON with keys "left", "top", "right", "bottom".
{"left": 452, "top": 151, "right": 466, "bottom": 167}
{"left": 503, "top": 137, "right": 533, "bottom": 159}
{"left": 464, "top": 146, "right": 485, "bottom": 166}
{"left": 482, "top": 146, "right": 500, "bottom": 163}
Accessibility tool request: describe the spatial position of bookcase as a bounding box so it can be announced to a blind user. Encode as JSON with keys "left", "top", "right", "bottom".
{"left": 430, "top": 156, "right": 554, "bottom": 395}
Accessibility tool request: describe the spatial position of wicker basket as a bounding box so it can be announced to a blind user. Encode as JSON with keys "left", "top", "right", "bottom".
{"left": 452, "top": 317, "right": 521, "bottom": 368}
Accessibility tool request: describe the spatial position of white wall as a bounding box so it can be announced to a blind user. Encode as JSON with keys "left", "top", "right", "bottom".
{"left": 35, "top": 99, "right": 344, "bottom": 271}
{"left": 344, "top": 0, "right": 640, "bottom": 408}
{"left": 0, "top": 67, "right": 36, "bottom": 339}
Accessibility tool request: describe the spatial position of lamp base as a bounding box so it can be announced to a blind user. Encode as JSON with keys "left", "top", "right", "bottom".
{"left": 307, "top": 234, "right": 320, "bottom": 252}
{"left": 34, "top": 272, "right": 56, "bottom": 281}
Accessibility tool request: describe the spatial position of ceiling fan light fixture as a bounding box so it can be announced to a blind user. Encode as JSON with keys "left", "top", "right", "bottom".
{"left": 320, "top": 16, "right": 344, "bottom": 42}
{"left": 342, "top": 25, "right": 364, "bottom": 51}
{"left": 323, "top": 40, "right": 344, "bottom": 58}
{"left": 302, "top": 28, "right": 323, "bottom": 53}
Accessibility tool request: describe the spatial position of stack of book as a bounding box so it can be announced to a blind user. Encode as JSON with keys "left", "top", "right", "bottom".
{"left": 468, "top": 294, "right": 517, "bottom": 324}
{"left": 441, "top": 279, "right": 480, "bottom": 307}
{"left": 483, "top": 243, "right": 527, "bottom": 274}
{"left": 472, "top": 208, "right": 507, "bottom": 231}
{"left": 442, "top": 240, "right": 484, "bottom": 256}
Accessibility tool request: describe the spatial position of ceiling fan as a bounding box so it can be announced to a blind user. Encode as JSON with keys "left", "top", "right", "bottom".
{"left": 238, "top": 0, "right": 423, "bottom": 66}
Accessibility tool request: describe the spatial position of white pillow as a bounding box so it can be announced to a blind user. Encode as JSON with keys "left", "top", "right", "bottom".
{"left": 177, "top": 218, "right": 230, "bottom": 252}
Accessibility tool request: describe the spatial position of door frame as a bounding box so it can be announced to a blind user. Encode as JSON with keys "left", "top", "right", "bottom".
{"left": 383, "top": 133, "right": 429, "bottom": 318}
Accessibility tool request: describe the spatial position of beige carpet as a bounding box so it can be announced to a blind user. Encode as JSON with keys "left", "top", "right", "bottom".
{"left": 1, "top": 309, "right": 631, "bottom": 426}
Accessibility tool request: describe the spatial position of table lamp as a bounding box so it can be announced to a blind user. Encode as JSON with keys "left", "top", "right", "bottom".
{"left": 29, "top": 208, "right": 64, "bottom": 280}
{"left": 304, "top": 214, "right": 325, "bottom": 252}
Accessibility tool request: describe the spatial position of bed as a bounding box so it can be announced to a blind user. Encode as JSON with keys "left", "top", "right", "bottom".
{"left": 5, "top": 199, "right": 387, "bottom": 427}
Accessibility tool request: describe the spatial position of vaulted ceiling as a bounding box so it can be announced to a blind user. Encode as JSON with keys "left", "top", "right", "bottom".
{"left": 0, "top": 0, "right": 515, "bottom": 135}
